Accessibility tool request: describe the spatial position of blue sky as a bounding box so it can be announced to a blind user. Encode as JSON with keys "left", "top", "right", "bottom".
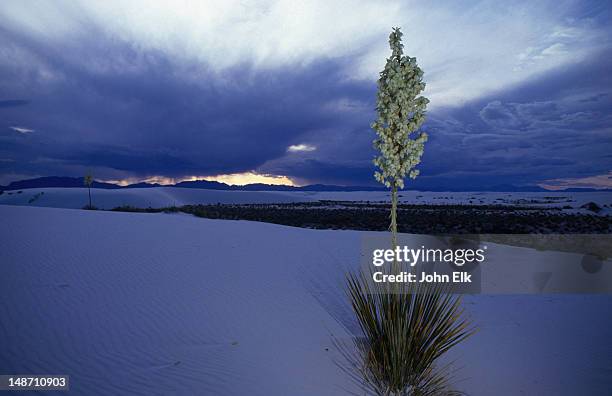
{"left": 0, "top": 0, "right": 610, "bottom": 189}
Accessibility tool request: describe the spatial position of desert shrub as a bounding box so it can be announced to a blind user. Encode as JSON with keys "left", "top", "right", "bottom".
{"left": 581, "top": 202, "right": 602, "bottom": 213}
{"left": 111, "top": 205, "right": 164, "bottom": 213}
{"left": 341, "top": 273, "right": 473, "bottom": 395}
{"left": 28, "top": 192, "right": 44, "bottom": 204}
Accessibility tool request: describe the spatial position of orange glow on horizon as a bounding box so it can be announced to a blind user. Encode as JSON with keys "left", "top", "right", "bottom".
{"left": 201, "top": 172, "right": 295, "bottom": 186}
{"left": 103, "top": 172, "right": 296, "bottom": 187}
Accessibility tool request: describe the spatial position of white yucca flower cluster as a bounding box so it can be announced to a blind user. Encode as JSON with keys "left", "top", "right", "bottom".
{"left": 372, "top": 27, "right": 429, "bottom": 189}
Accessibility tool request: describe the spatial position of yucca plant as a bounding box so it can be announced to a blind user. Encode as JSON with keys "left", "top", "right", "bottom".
{"left": 341, "top": 28, "right": 474, "bottom": 395}
{"left": 342, "top": 271, "right": 472, "bottom": 395}
{"left": 84, "top": 173, "right": 94, "bottom": 209}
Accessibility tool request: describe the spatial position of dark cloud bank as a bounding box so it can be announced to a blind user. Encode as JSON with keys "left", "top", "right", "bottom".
{"left": 0, "top": 20, "right": 611, "bottom": 190}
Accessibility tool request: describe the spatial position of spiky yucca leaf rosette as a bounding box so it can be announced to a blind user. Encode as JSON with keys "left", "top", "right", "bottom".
{"left": 342, "top": 271, "right": 473, "bottom": 395}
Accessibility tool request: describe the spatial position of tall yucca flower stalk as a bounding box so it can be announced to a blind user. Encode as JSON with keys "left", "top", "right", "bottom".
{"left": 372, "top": 27, "right": 428, "bottom": 251}
{"left": 343, "top": 28, "right": 473, "bottom": 395}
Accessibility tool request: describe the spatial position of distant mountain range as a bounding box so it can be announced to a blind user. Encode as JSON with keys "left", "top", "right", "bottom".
{"left": 1, "top": 176, "right": 610, "bottom": 193}
{"left": 0, "top": 176, "right": 383, "bottom": 192}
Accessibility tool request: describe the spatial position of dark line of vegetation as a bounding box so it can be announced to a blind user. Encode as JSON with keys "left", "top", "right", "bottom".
{"left": 108, "top": 202, "right": 611, "bottom": 234}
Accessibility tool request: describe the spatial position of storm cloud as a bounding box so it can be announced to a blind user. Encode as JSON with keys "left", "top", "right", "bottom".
{"left": 0, "top": 1, "right": 610, "bottom": 189}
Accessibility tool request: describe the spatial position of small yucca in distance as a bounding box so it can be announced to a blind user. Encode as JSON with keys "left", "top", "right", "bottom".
{"left": 84, "top": 172, "right": 94, "bottom": 209}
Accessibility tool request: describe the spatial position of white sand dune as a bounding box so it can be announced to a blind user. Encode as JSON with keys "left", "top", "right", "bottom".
{"left": 0, "top": 187, "right": 610, "bottom": 215}
{"left": 0, "top": 206, "right": 352, "bottom": 395}
{"left": 1, "top": 205, "right": 611, "bottom": 395}
{"left": 306, "top": 190, "right": 612, "bottom": 216}
{"left": 0, "top": 187, "right": 315, "bottom": 210}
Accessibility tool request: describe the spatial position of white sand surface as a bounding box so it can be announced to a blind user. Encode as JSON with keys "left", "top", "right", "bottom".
{"left": 0, "top": 187, "right": 315, "bottom": 209}
{"left": 304, "top": 190, "right": 612, "bottom": 214}
{"left": 1, "top": 205, "right": 611, "bottom": 395}
{"left": 0, "top": 187, "right": 610, "bottom": 215}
